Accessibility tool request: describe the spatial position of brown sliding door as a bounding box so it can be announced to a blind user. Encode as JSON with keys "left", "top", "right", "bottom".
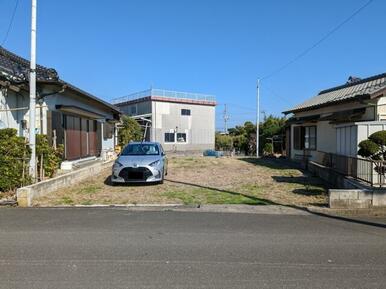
{"left": 65, "top": 115, "right": 81, "bottom": 160}
{"left": 81, "top": 118, "right": 88, "bottom": 158}
{"left": 64, "top": 115, "right": 99, "bottom": 160}
{"left": 88, "top": 120, "right": 98, "bottom": 156}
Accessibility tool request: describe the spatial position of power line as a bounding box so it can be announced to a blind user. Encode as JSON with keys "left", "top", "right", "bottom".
{"left": 261, "top": 0, "right": 374, "bottom": 81}
{"left": 2, "top": 0, "right": 20, "bottom": 46}
{"left": 217, "top": 102, "right": 256, "bottom": 112}
{"left": 262, "top": 83, "right": 293, "bottom": 104}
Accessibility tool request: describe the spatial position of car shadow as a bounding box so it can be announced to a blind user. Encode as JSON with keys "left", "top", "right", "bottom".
{"left": 164, "top": 179, "right": 276, "bottom": 206}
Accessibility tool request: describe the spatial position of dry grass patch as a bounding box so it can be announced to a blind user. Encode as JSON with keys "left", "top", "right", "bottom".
{"left": 34, "top": 156, "right": 327, "bottom": 207}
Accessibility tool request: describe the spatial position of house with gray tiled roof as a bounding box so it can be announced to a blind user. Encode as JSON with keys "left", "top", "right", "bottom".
{"left": 0, "top": 46, "right": 120, "bottom": 167}
{"left": 283, "top": 73, "right": 386, "bottom": 160}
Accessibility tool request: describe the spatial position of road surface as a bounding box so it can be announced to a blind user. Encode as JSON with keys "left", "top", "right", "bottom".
{"left": 0, "top": 208, "right": 385, "bottom": 289}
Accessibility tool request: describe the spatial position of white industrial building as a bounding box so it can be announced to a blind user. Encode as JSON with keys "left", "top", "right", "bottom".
{"left": 113, "top": 89, "right": 216, "bottom": 152}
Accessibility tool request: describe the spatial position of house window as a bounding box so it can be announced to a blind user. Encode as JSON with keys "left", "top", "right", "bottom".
{"left": 293, "top": 126, "right": 317, "bottom": 150}
{"left": 181, "top": 109, "right": 191, "bottom": 116}
{"left": 130, "top": 105, "right": 137, "bottom": 115}
{"left": 304, "top": 126, "right": 317, "bottom": 150}
{"left": 103, "top": 122, "right": 114, "bottom": 140}
{"left": 293, "top": 126, "right": 303, "bottom": 150}
{"left": 177, "top": 133, "right": 187, "bottom": 143}
{"left": 164, "top": 132, "right": 175, "bottom": 143}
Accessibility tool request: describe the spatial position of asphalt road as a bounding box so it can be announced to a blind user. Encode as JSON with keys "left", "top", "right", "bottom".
{"left": 0, "top": 208, "right": 385, "bottom": 289}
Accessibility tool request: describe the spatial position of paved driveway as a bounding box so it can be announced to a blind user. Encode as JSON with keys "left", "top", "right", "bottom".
{"left": 0, "top": 208, "right": 385, "bottom": 289}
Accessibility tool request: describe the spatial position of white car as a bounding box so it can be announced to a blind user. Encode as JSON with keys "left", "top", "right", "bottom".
{"left": 111, "top": 142, "right": 167, "bottom": 184}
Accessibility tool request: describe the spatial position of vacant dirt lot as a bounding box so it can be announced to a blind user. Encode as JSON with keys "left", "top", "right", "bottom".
{"left": 34, "top": 157, "right": 328, "bottom": 207}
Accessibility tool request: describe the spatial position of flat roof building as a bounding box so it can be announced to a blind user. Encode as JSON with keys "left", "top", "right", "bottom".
{"left": 112, "top": 89, "right": 216, "bottom": 152}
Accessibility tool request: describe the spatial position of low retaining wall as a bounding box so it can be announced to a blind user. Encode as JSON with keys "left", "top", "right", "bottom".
{"left": 308, "top": 161, "right": 386, "bottom": 209}
{"left": 329, "top": 189, "right": 386, "bottom": 209}
{"left": 308, "top": 161, "right": 358, "bottom": 189}
{"left": 17, "top": 161, "right": 113, "bottom": 207}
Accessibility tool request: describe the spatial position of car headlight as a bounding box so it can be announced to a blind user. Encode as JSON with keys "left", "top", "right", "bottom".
{"left": 149, "top": 160, "right": 161, "bottom": 167}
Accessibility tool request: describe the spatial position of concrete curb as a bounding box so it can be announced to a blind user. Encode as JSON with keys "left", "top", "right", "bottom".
{"left": 17, "top": 160, "right": 113, "bottom": 207}
{"left": 307, "top": 205, "right": 386, "bottom": 217}
{"left": 32, "top": 204, "right": 311, "bottom": 215}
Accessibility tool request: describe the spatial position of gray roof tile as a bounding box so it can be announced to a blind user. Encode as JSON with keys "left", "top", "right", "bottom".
{"left": 284, "top": 73, "right": 386, "bottom": 113}
{"left": 0, "top": 46, "right": 120, "bottom": 114}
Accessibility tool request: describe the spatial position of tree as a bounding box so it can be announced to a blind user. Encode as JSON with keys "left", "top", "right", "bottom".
{"left": 118, "top": 116, "right": 142, "bottom": 146}
{"left": 358, "top": 131, "right": 386, "bottom": 176}
{"left": 227, "top": 116, "right": 286, "bottom": 155}
{"left": 215, "top": 133, "right": 233, "bottom": 151}
{"left": 259, "top": 115, "right": 286, "bottom": 154}
{"left": 358, "top": 131, "right": 386, "bottom": 160}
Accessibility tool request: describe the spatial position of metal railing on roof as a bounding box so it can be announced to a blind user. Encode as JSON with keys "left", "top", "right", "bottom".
{"left": 112, "top": 88, "right": 216, "bottom": 104}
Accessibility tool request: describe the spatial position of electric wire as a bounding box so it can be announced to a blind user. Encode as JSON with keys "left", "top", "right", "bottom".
{"left": 260, "top": 0, "right": 374, "bottom": 81}
{"left": 1, "top": 0, "right": 20, "bottom": 46}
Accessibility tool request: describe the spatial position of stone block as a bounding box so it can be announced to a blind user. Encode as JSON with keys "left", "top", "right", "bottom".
{"left": 357, "top": 190, "right": 373, "bottom": 200}
{"left": 338, "top": 190, "right": 359, "bottom": 200}
{"left": 330, "top": 199, "right": 350, "bottom": 209}
{"left": 372, "top": 191, "right": 386, "bottom": 207}
{"left": 347, "top": 199, "right": 371, "bottom": 209}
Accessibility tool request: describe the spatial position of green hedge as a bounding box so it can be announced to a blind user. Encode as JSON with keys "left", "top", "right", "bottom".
{"left": 36, "top": 134, "right": 64, "bottom": 178}
{"left": 0, "top": 129, "right": 31, "bottom": 192}
{"left": 0, "top": 129, "right": 64, "bottom": 192}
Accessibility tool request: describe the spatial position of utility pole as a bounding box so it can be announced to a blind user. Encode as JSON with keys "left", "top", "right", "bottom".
{"left": 256, "top": 79, "right": 260, "bottom": 158}
{"left": 223, "top": 104, "right": 229, "bottom": 134}
{"left": 29, "top": 0, "right": 37, "bottom": 180}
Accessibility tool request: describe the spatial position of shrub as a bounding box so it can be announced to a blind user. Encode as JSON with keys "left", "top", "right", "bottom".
{"left": 215, "top": 133, "right": 233, "bottom": 151}
{"left": 0, "top": 129, "right": 31, "bottom": 192}
{"left": 358, "top": 139, "right": 380, "bottom": 158}
{"left": 263, "top": 143, "right": 273, "bottom": 155}
{"left": 118, "top": 116, "right": 142, "bottom": 146}
{"left": 232, "top": 135, "right": 248, "bottom": 153}
{"left": 36, "top": 134, "right": 64, "bottom": 178}
{"left": 368, "top": 130, "right": 386, "bottom": 146}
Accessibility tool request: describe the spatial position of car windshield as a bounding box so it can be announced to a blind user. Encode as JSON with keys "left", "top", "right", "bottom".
{"left": 121, "top": 143, "right": 160, "bottom": 156}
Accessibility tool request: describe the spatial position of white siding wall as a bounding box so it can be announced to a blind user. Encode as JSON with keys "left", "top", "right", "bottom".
{"left": 336, "top": 125, "right": 357, "bottom": 156}
{"left": 336, "top": 121, "right": 386, "bottom": 156}
{"left": 317, "top": 121, "right": 336, "bottom": 153}
{"left": 151, "top": 101, "right": 215, "bottom": 151}
{"left": 0, "top": 89, "right": 29, "bottom": 136}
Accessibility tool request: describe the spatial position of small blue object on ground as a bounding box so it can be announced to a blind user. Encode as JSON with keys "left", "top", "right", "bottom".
{"left": 203, "top": 150, "right": 224, "bottom": 157}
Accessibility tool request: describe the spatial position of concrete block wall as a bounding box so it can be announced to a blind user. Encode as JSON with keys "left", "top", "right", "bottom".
{"left": 309, "top": 161, "right": 386, "bottom": 209}
{"left": 329, "top": 189, "right": 373, "bottom": 209}
{"left": 17, "top": 161, "right": 113, "bottom": 207}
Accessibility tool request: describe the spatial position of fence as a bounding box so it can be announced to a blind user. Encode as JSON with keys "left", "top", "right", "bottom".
{"left": 313, "top": 151, "right": 386, "bottom": 187}
{"left": 112, "top": 88, "right": 216, "bottom": 104}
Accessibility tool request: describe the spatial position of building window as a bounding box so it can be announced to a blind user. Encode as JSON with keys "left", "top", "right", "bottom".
{"left": 103, "top": 122, "right": 114, "bottom": 140}
{"left": 293, "top": 126, "right": 317, "bottom": 150}
{"left": 164, "top": 132, "right": 175, "bottom": 143}
{"left": 293, "top": 126, "right": 303, "bottom": 150}
{"left": 304, "top": 126, "right": 317, "bottom": 150}
{"left": 130, "top": 105, "right": 137, "bottom": 115}
{"left": 181, "top": 109, "right": 191, "bottom": 116}
{"left": 177, "top": 133, "right": 187, "bottom": 143}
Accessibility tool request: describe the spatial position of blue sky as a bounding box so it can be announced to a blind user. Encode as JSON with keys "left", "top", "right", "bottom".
{"left": 1, "top": 0, "right": 385, "bottom": 130}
